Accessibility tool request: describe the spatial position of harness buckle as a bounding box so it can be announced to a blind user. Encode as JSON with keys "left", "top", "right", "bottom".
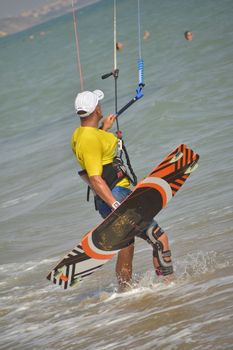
{"left": 117, "top": 139, "right": 123, "bottom": 151}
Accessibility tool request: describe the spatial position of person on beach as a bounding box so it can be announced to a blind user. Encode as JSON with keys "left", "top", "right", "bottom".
{"left": 71, "top": 90, "right": 173, "bottom": 289}
{"left": 184, "top": 31, "right": 193, "bottom": 41}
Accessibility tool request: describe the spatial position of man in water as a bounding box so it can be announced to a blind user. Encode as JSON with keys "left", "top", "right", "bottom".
{"left": 184, "top": 31, "right": 193, "bottom": 41}
{"left": 116, "top": 41, "right": 124, "bottom": 50}
{"left": 71, "top": 90, "right": 173, "bottom": 289}
{"left": 143, "top": 31, "right": 150, "bottom": 40}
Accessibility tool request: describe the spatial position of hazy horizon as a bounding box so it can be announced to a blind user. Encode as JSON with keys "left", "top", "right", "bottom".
{"left": 0, "top": 0, "right": 95, "bottom": 19}
{"left": 0, "top": 0, "right": 101, "bottom": 36}
{"left": 0, "top": 0, "right": 53, "bottom": 18}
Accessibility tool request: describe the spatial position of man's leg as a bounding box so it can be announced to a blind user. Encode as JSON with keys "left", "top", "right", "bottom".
{"left": 112, "top": 187, "right": 134, "bottom": 290}
{"left": 152, "top": 231, "right": 173, "bottom": 277}
{"left": 96, "top": 186, "right": 134, "bottom": 289}
{"left": 116, "top": 243, "right": 134, "bottom": 290}
{"left": 140, "top": 221, "right": 174, "bottom": 277}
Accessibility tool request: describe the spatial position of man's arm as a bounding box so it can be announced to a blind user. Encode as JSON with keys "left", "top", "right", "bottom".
{"left": 86, "top": 115, "right": 118, "bottom": 208}
{"left": 89, "top": 175, "right": 118, "bottom": 208}
{"left": 101, "top": 114, "right": 116, "bottom": 131}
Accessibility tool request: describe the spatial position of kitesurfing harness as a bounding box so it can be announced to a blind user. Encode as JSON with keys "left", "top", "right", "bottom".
{"left": 101, "top": 153, "right": 137, "bottom": 191}
{"left": 78, "top": 139, "right": 137, "bottom": 204}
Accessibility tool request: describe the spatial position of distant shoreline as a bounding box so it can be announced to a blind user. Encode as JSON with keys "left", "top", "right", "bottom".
{"left": 0, "top": 0, "right": 100, "bottom": 38}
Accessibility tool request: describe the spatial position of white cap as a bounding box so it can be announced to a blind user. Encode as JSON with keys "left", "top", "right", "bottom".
{"left": 74, "top": 90, "right": 104, "bottom": 117}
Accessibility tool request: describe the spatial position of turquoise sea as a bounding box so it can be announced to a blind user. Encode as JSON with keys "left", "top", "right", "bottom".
{"left": 0, "top": 0, "right": 233, "bottom": 349}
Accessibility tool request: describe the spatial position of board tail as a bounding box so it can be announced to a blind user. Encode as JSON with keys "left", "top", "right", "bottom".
{"left": 136, "top": 144, "right": 199, "bottom": 206}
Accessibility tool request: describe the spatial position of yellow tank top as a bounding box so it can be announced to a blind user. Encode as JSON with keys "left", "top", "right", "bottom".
{"left": 71, "top": 126, "right": 130, "bottom": 188}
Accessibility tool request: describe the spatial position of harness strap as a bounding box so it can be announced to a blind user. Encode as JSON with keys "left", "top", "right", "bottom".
{"left": 87, "top": 185, "right": 91, "bottom": 201}
{"left": 121, "top": 141, "right": 137, "bottom": 186}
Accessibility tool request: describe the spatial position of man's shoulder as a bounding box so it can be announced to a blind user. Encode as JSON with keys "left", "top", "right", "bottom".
{"left": 74, "top": 127, "right": 102, "bottom": 148}
{"left": 80, "top": 127, "right": 101, "bottom": 138}
{"left": 72, "top": 126, "right": 92, "bottom": 138}
{"left": 71, "top": 126, "right": 81, "bottom": 136}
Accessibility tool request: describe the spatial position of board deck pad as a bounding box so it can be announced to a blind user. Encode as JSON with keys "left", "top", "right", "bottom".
{"left": 47, "top": 144, "right": 199, "bottom": 289}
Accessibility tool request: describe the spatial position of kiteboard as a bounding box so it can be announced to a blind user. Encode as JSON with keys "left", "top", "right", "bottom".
{"left": 47, "top": 144, "right": 199, "bottom": 289}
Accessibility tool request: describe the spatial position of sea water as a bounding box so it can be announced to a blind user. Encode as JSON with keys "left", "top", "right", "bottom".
{"left": 0, "top": 0, "right": 233, "bottom": 349}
